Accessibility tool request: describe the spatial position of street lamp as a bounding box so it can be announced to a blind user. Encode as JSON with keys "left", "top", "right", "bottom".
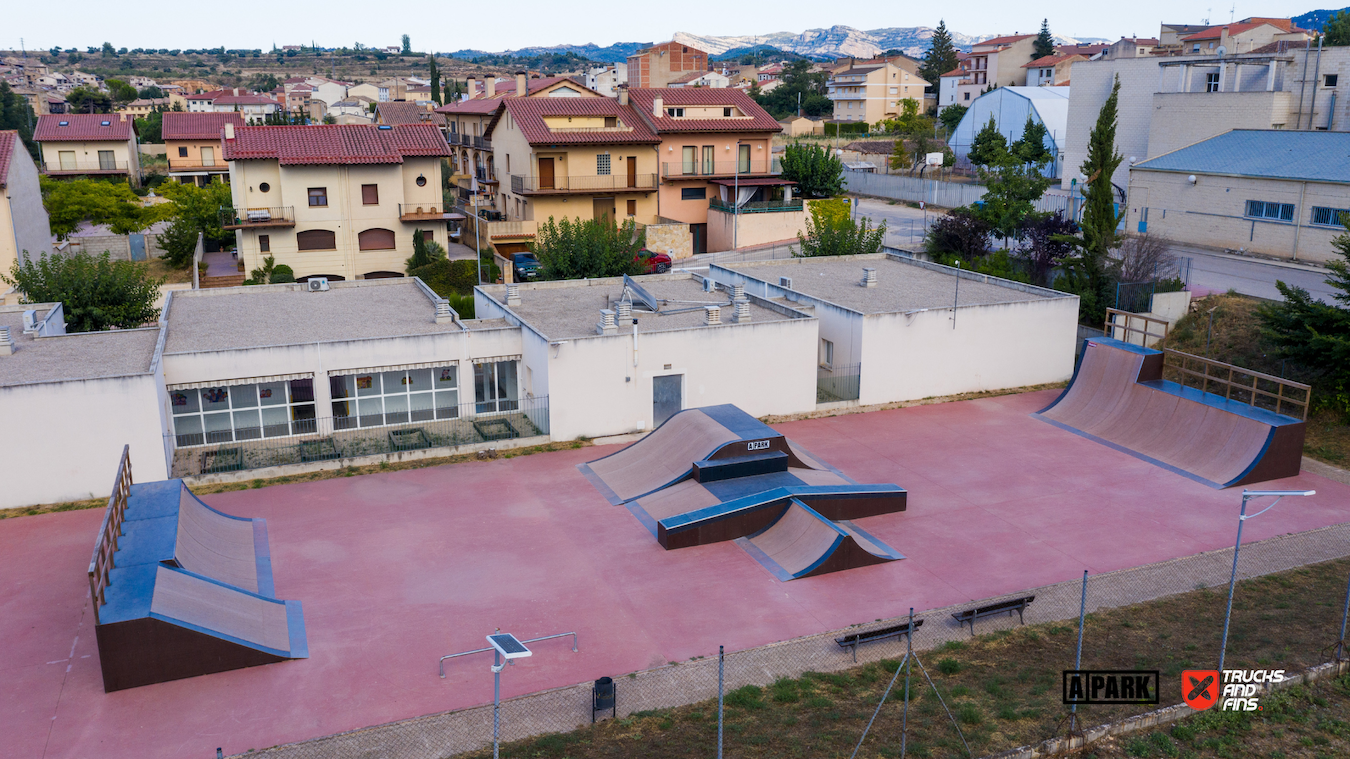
{"left": 1217, "top": 489, "right": 1315, "bottom": 674}
{"left": 732, "top": 139, "right": 746, "bottom": 251}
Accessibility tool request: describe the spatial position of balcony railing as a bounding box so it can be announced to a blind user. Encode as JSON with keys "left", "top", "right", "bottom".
{"left": 447, "top": 134, "right": 490, "bottom": 149}
{"left": 42, "top": 159, "right": 130, "bottom": 175}
{"left": 487, "top": 219, "right": 538, "bottom": 239}
{"left": 168, "top": 159, "right": 227, "bottom": 171}
{"left": 399, "top": 203, "right": 450, "bottom": 222}
{"left": 511, "top": 173, "right": 657, "bottom": 194}
{"left": 220, "top": 206, "right": 296, "bottom": 230}
{"left": 661, "top": 159, "right": 782, "bottom": 178}
{"left": 708, "top": 198, "right": 804, "bottom": 214}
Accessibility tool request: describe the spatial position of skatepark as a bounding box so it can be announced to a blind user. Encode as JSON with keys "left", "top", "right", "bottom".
{"left": 3, "top": 385, "right": 1348, "bottom": 759}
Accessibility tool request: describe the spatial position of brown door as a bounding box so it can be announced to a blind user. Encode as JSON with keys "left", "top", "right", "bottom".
{"left": 592, "top": 198, "right": 615, "bottom": 222}
{"left": 538, "top": 157, "right": 555, "bottom": 189}
{"left": 627, "top": 156, "right": 637, "bottom": 188}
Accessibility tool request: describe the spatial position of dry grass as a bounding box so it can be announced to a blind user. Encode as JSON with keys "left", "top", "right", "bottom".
{"left": 464, "top": 557, "right": 1350, "bottom": 759}
{"left": 140, "top": 255, "right": 193, "bottom": 284}
{"left": 0, "top": 440, "right": 591, "bottom": 520}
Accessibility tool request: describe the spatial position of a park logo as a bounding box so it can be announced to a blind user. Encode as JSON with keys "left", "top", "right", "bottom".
{"left": 1182, "top": 670, "right": 1219, "bottom": 711}
{"left": 1062, "top": 670, "right": 1160, "bottom": 705}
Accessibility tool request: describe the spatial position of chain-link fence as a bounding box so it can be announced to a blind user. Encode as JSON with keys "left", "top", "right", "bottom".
{"left": 231, "top": 518, "right": 1350, "bottom": 759}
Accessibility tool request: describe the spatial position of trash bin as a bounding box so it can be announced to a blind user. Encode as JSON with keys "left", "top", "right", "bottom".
{"left": 592, "top": 676, "right": 616, "bottom": 723}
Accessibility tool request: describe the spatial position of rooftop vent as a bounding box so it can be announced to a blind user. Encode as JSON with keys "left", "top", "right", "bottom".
{"left": 307, "top": 278, "right": 330, "bottom": 292}
{"left": 779, "top": 276, "right": 793, "bottom": 290}
{"left": 505, "top": 282, "right": 521, "bottom": 306}
{"left": 0, "top": 326, "right": 13, "bottom": 356}
{"left": 733, "top": 300, "right": 751, "bottom": 323}
{"left": 861, "top": 267, "right": 878, "bottom": 288}
{"left": 21, "top": 310, "right": 40, "bottom": 333}
{"left": 616, "top": 300, "right": 632, "bottom": 322}
{"left": 704, "top": 305, "right": 721, "bottom": 326}
{"left": 435, "top": 299, "right": 454, "bottom": 323}
{"left": 598, "top": 308, "right": 617, "bottom": 334}
{"left": 733, "top": 282, "right": 745, "bottom": 300}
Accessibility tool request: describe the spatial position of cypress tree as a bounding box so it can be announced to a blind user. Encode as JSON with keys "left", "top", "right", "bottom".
{"left": 920, "top": 20, "right": 960, "bottom": 91}
{"left": 1070, "top": 75, "right": 1125, "bottom": 317}
{"left": 1034, "top": 19, "right": 1056, "bottom": 60}
{"left": 430, "top": 56, "right": 441, "bottom": 105}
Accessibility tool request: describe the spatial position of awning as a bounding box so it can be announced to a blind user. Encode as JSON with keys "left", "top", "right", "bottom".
{"left": 327, "top": 360, "right": 458, "bottom": 377}
{"left": 167, "top": 373, "right": 312, "bottom": 391}
{"left": 472, "top": 354, "right": 522, "bottom": 365}
{"left": 706, "top": 177, "right": 796, "bottom": 187}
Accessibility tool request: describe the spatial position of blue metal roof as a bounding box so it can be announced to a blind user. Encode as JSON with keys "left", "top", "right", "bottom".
{"left": 1133, "top": 130, "right": 1350, "bottom": 184}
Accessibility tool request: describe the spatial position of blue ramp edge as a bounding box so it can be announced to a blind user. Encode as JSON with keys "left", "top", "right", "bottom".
{"left": 660, "top": 484, "right": 906, "bottom": 533}
{"left": 837, "top": 519, "right": 906, "bottom": 560}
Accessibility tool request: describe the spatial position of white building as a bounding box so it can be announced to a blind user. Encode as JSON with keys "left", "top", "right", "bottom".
{"left": 950, "top": 86, "right": 1071, "bottom": 177}
{"left": 584, "top": 66, "right": 628, "bottom": 97}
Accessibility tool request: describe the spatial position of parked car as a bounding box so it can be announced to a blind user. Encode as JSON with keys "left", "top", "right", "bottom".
{"left": 513, "top": 253, "right": 540, "bottom": 281}
{"left": 635, "top": 249, "right": 672, "bottom": 274}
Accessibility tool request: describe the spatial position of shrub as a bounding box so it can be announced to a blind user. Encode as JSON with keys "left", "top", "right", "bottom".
{"left": 724, "top": 685, "right": 765, "bottom": 710}
{"left": 937, "top": 658, "right": 962, "bottom": 675}
{"left": 410, "top": 258, "right": 480, "bottom": 297}
{"left": 924, "top": 208, "right": 990, "bottom": 259}
{"left": 3, "top": 251, "right": 163, "bottom": 332}
{"left": 532, "top": 216, "right": 645, "bottom": 280}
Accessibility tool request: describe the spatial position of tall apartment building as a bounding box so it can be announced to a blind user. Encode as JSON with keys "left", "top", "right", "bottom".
{"left": 938, "top": 34, "right": 1038, "bottom": 109}
{"left": 627, "top": 41, "right": 709, "bottom": 89}
{"left": 827, "top": 61, "right": 929, "bottom": 123}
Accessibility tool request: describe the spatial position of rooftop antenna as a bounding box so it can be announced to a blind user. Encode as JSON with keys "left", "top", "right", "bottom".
{"left": 1229, "top": 3, "right": 1235, "bottom": 23}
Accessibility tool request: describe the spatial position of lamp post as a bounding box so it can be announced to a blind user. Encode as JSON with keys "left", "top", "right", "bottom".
{"left": 1218, "top": 489, "right": 1315, "bottom": 674}
{"left": 732, "top": 140, "right": 746, "bottom": 251}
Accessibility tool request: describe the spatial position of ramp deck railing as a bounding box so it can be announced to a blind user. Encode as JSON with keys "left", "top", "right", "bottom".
{"left": 88, "top": 444, "right": 132, "bottom": 624}
{"left": 1103, "top": 308, "right": 1169, "bottom": 347}
{"left": 1161, "top": 350, "right": 1311, "bottom": 421}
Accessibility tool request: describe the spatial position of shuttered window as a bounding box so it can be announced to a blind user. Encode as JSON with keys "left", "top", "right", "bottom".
{"left": 361, "top": 184, "right": 379, "bottom": 205}
{"left": 358, "top": 228, "right": 396, "bottom": 250}
{"left": 296, "top": 229, "right": 337, "bottom": 250}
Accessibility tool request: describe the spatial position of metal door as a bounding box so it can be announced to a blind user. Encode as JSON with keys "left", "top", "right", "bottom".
{"left": 128, "top": 233, "right": 147, "bottom": 261}
{"left": 652, "top": 375, "right": 682, "bottom": 428}
{"left": 538, "top": 157, "right": 555, "bottom": 189}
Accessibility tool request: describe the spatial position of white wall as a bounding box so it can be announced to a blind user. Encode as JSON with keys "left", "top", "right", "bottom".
{"left": 0, "top": 373, "right": 169, "bottom": 509}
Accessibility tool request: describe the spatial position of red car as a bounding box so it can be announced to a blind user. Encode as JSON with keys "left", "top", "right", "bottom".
{"left": 636, "top": 249, "right": 672, "bottom": 274}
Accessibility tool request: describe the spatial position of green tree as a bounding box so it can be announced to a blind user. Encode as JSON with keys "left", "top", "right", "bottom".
{"left": 919, "top": 20, "right": 960, "bottom": 90}
{"left": 793, "top": 199, "right": 886, "bottom": 257}
{"left": 1011, "top": 114, "right": 1051, "bottom": 166}
{"left": 2, "top": 251, "right": 163, "bottom": 332}
{"left": 750, "top": 60, "right": 832, "bottom": 118}
{"left": 938, "top": 104, "right": 967, "bottom": 136}
{"left": 1033, "top": 19, "right": 1056, "bottom": 60}
{"left": 42, "top": 178, "right": 166, "bottom": 238}
{"left": 101, "top": 42, "right": 117, "bottom": 57}
{"left": 247, "top": 73, "right": 279, "bottom": 92}
{"left": 156, "top": 178, "right": 234, "bottom": 246}
{"left": 66, "top": 86, "right": 113, "bottom": 114}
{"left": 1324, "top": 10, "right": 1350, "bottom": 46}
{"left": 156, "top": 215, "right": 200, "bottom": 269}
{"left": 402, "top": 34, "right": 412, "bottom": 55}
{"left": 138, "top": 86, "right": 165, "bottom": 99}
{"left": 405, "top": 229, "right": 448, "bottom": 271}
{"left": 1064, "top": 75, "right": 1125, "bottom": 309}
{"left": 975, "top": 159, "right": 1051, "bottom": 243}
{"left": 0, "top": 82, "right": 38, "bottom": 160}
{"left": 136, "top": 110, "right": 163, "bottom": 143}
{"left": 1258, "top": 219, "right": 1350, "bottom": 417}
{"left": 925, "top": 207, "right": 991, "bottom": 259}
{"left": 531, "top": 216, "right": 646, "bottom": 280}
{"left": 105, "top": 78, "right": 138, "bottom": 103}
{"left": 967, "top": 116, "right": 1009, "bottom": 167}
{"left": 780, "top": 142, "right": 844, "bottom": 199}
{"left": 429, "top": 56, "right": 441, "bottom": 105}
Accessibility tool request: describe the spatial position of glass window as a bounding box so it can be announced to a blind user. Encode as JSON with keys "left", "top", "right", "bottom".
{"left": 597, "top": 153, "right": 611, "bottom": 175}
{"left": 1311, "top": 206, "right": 1350, "bottom": 227}
{"left": 681, "top": 187, "right": 707, "bottom": 201}
{"left": 1245, "top": 200, "right": 1295, "bottom": 222}
{"left": 332, "top": 364, "right": 459, "bottom": 429}
{"left": 308, "top": 187, "right": 328, "bottom": 206}
{"left": 738, "top": 144, "right": 751, "bottom": 174}
{"left": 475, "top": 360, "right": 519, "bottom": 414}
{"left": 681, "top": 146, "right": 696, "bottom": 175}
{"left": 171, "top": 378, "right": 316, "bottom": 446}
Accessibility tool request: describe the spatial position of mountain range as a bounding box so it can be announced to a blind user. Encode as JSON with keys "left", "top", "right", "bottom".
{"left": 1291, "top": 7, "right": 1350, "bottom": 30}
{"left": 447, "top": 25, "right": 1109, "bottom": 64}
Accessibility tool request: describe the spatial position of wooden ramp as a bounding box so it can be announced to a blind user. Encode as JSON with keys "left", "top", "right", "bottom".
{"left": 736, "top": 501, "right": 904, "bottom": 581}
{"left": 1035, "top": 338, "right": 1306, "bottom": 488}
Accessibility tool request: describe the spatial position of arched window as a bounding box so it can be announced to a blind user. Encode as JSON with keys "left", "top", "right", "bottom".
{"left": 296, "top": 229, "right": 336, "bottom": 251}
{"left": 358, "top": 228, "right": 396, "bottom": 251}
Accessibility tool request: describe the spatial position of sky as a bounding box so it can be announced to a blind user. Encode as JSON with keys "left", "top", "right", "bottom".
{"left": 3, "top": 1, "right": 1329, "bottom": 54}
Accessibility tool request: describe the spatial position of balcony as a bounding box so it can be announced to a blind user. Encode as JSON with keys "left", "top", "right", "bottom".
{"left": 510, "top": 173, "right": 657, "bottom": 194}
{"left": 708, "top": 198, "right": 803, "bottom": 214}
{"left": 220, "top": 206, "right": 296, "bottom": 230}
{"left": 168, "top": 159, "right": 228, "bottom": 172}
{"left": 661, "top": 159, "right": 782, "bottom": 179}
{"left": 398, "top": 203, "right": 451, "bottom": 222}
{"left": 487, "top": 219, "right": 538, "bottom": 239}
{"left": 42, "top": 159, "right": 130, "bottom": 176}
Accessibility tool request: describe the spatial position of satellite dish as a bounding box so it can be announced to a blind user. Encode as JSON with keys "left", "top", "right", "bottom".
{"left": 1215, "top": 45, "right": 1227, "bottom": 58}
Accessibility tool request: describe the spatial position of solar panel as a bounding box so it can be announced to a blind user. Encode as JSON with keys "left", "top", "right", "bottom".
{"left": 623, "top": 274, "right": 658, "bottom": 312}
{"left": 487, "top": 633, "right": 533, "bottom": 659}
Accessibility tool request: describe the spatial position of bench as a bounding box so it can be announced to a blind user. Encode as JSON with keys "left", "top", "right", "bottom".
{"left": 835, "top": 619, "right": 924, "bottom": 662}
{"left": 951, "top": 596, "right": 1035, "bottom": 636}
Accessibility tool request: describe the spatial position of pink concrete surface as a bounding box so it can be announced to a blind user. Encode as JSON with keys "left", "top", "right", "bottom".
{"left": 3, "top": 390, "right": 1349, "bottom": 758}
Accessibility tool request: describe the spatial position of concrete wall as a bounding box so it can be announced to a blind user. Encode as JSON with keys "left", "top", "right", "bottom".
{"left": 0, "top": 370, "right": 169, "bottom": 509}
{"left": 644, "top": 222, "right": 693, "bottom": 259}
{"left": 1062, "top": 57, "right": 1170, "bottom": 191}
{"left": 1127, "top": 169, "right": 1349, "bottom": 264}
{"left": 706, "top": 207, "right": 806, "bottom": 252}
{"left": 1, "top": 135, "right": 54, "bottom": 279}
{"left": 62, "top": 231, "right": 165, "bottom": 262}
{"left": 1147, "top": 91, "right": 1294, "bottom": 157}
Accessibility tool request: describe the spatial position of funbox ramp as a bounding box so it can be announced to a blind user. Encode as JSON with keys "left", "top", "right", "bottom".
{"left": 1034, "top": 337, "right": 1305, "bottom": 488}
{"left": 735, "top": 500, "right": 904, "bottom": 581}
{"left": 578, "top": 404, "right": 829, "bottom": 505}
{"left": 95, "top": 479, "right": 306, "bottom": 692}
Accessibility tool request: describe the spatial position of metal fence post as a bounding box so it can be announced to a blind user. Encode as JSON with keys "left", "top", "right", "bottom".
{"left": 902, "top": 607, "right": 913, "bottom": 758}
{"left": 1338, "top": 571, "right": 1350, "bottom": 661}
{"left": 717, "top": 645, "right": 724, "bottom": 759}
{"left": 1069, "top": 570, "right": 1087, "bottom": 736}
{"left": 1218, "top": 498, "right": 1250, "bottom": 676}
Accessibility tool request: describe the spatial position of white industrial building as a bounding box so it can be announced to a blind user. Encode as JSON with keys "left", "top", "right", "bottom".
{"left": 1, "top": 262, "right": 1078, "bottom": 509}
{"left": 950, "top": 86, "right": 1071, "bottom": 177}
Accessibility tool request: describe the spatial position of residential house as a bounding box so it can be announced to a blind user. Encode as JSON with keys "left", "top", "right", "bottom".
{"left": 1, "top": 131, "right": 54, "bottom": 301}
{"left": 221, "top": 123, "right": 453, "bottom": 282}
{"left": 1100, "top": 37, "right": 1159, "bottom": 59}
{"left": 584, "top": 65, "right": 627, "bottom": 97}
{"left": 939, "top": 34, "right": 1039, "bottom": 109}
{"left": 69, "top": 72, "right": 102, "bottom": 88}
{"left": 213, "top": 93, "right": 281, "bottom": 124}
{"left": 951, "top": 86, "right": 1070, "bottom": 177}
{"left": 162, "top": 112, "right": 243, "bottom": 186}
{"left": 1155, "top": 23, "right": 1211, "bottom": 54}
{"left": 376, "top": 102, "right": 447, "bottom": 131}
{"left": 778, "top": 116, "right": 824, "bottom": 137}
{"left": 1127, "top": 130, "right": 1350, "bottom": 264}
{"left": 33, "top": 113, "right": 141, "bottom": 184}
{"left": 328, "top": 98, "right": 375, "bottom": 122}
{"left": 628, "top": 88, "right": 790, "bottom": 254}
{"left": 117, "top": 97, "right": 169, "bottom": 118}
{"left": 1023, "top": 54, "right": 1086, "bottom": 86}
{"left": 171, "top": 78, "right": 214, "bottom": 94}
{"left": 1173, "top": 18, "right": 1311, "bottom": 56}
{"left": 1055, "top": 43, "right": 1110, "bottom": 58}
{"left": 627, "top": 41, "right": 710, "bottom": 89}
{"left": 668, "top": 71, "right": 729, "bottom": 89}
{"left": 827, "top": 61, "right": 930, "bottom": 123}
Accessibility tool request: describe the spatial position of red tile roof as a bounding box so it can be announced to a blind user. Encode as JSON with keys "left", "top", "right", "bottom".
{"left": 497, "top": 97, "right": 660, "bottom": 145}
{"left": 628, "top": 88, "right": 782, "bottom": 134}
{"left": 222, "top": 124, "right": 451, "bottom": 164}
{"left": 162, "top": 112, "right": 244, "bottom": 141}
{"left": 376, "top": 101, "right": 447, "bottom": 126}
{"left": 436, "top": 97, "right": 506, "bottom": 116}
{"left": 185, "top": 90, "right": 226, "bottom": 101}
{"left": 0, "top": 130, "right": 16, "bottom": 188}
{"left": 974, "top": 34, "right": 1035, "bottom": 47}
{"left": 1181, "top": 20, "right": 1302, "bottom": 41}
{"left": 1023, "top": 53, "right": 1085, "bottom": 68}
{"left": 34, "top": 114, "right": 134, "bottom": 142}
{"left": 940, "top": 67, "right": 968, "bottom": 78}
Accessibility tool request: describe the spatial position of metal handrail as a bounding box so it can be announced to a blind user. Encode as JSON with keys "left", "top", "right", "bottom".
{"left": 88, "top": 444, "right": 133, "bottom": 624}
{"left": 439, "top": 631, "right": 577, "bottom": 677}
{"left": 1162, "top": 349, "right": 1311, "bottom": 421}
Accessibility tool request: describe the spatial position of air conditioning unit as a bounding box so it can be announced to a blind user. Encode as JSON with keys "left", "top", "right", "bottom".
{"left": 308, "top": 278, "right": 330, "bottom": 292}
{"left": 779, "top": 276, "right": 793, "bottom": 290}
